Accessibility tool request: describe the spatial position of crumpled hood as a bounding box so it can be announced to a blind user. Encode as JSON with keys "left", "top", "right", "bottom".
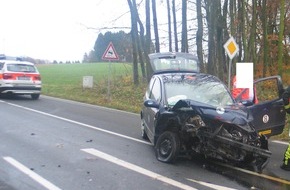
{"left": 172, "top": 99, "right": 253, "bottom": 126}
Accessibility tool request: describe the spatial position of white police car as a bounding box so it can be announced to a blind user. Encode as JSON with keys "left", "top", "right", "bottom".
{"left": 0, "top": 56, "right": 41, "bottom": 100}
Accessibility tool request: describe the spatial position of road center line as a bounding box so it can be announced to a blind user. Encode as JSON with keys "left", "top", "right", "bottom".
{"left": 3, "top": 157, "right": 61, "bottom": 190}
{"left": 82, "top": 148, "right": 198, "bottom": 190}
{"left": 6, "top": 102, "right": 151, "bottom": 145}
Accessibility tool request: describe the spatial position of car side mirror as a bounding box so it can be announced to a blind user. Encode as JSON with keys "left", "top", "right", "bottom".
{"left": 240, "top": 100, "right": 254, "bottom": 106}
{"left": 144, "top": 99, "right": 160, "bottom": 109}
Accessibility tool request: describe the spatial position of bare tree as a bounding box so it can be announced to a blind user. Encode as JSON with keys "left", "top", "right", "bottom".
{"left": 181, "top": 0, "right": 188, "bottom": 52}
{"left": 125, "top": 0, "right": 289, "bottom": 85}
{"left": 172, "top": 0, "right": 179, "bottom": 52}
{"left": 167, "top": 0, "right": 173, "bottom": 52}
{"left": 132, "top": 0, "right": 146, "bottom": 81}
{"left": 278, "top": 0, "right": 285, "bottom": 77}
{"left": 196, "top": 0, "right": 204, "bottom": 71}
{"left": 145, "top": 0, "right": 153, "bottom": 80}
{"left": 127, "top": 0, "right": 139, "bottom": 85}
{"left": 249, "top": 0, "right": 257, "bottom": 65}
{"left": 152, "top": 0, "right": 160, "bottom": 52}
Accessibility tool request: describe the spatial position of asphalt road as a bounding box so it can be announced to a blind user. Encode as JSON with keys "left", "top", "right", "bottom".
{"left": 0, "top": 95, "right": 289, "bottom": 190}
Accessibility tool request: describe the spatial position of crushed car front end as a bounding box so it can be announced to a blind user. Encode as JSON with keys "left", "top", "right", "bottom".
{"left": 168, "top": 100, "right": 271, "bottom": 171}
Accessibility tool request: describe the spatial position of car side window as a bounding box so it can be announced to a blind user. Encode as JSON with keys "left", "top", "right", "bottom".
{"left": 150, "top": 79, "right": 161, "bottom": 102}
{"left": 255, "top": 78, "right": 280, "bottom": 103}
{"left": 146, "top": 78, "right": 156, "bottom": 99}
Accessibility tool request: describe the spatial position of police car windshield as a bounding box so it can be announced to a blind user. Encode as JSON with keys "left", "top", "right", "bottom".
{"left": 7, "top": 64, "right": 36, "bottom": 73}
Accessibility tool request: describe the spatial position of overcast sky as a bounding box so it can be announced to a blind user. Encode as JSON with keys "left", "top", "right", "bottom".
{"left": 0, "top": 0, "right": 132, "bottom": 62}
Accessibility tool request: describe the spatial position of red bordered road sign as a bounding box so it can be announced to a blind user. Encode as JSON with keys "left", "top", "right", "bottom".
{"left": 102, "top": 42, "right": 119, "bottom": 61}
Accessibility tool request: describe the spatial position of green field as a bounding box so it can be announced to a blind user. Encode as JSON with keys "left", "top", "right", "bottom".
{"left": 37, "top": 63, "right": 146, "bottom": 113}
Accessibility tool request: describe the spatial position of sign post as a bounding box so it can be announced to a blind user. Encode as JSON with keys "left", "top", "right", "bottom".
{"left": 102, "top": 42, "right": 119, "bottom": 101}
{"left": 224, "top": 37, "right": 239, "bottom": 91}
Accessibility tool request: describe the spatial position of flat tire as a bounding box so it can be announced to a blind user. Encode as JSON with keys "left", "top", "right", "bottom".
{"left": 155, "top": 131, "right": 180, "bottom": 163}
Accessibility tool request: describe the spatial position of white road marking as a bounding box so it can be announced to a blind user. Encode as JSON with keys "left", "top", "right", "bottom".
{"left": 82, "top": 148, "right": 239, "bottom": 190}
{"left": 272, "top": 140, "right": 289, "bottom": 145}
{"left": 82, "top": 148, "right": 198, "bottom": 190}
{"left": 3, "top": 157, "right": 62, "bottom": 190}
{"left": 187, "top": 178, "right": 238, "bottom": 190}
{"left": 5, "top": 102, "right": 151, "bottom": 145}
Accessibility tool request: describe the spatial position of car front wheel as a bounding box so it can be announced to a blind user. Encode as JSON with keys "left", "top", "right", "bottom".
{"left": 155, "top": 131, "right": 180, "bottom": 163}
{"left": 141, "top": 119, "right": 148, "bottom": 140}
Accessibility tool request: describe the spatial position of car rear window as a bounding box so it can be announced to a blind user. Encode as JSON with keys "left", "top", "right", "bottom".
{"left": 152, "top": 57, "right": 199, "bottom": 73}
{"left": 0, "top": 62, "right": 4, "bottom": 69}
{"left": 7, "top": 64, "right": 36, "bottom": 73}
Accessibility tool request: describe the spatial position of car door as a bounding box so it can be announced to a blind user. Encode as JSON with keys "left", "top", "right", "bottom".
{"left": 240, "top": 76, "right": 286, "bottom": 137}
{"left": 143, "top": 76, "right": 162, "bottom": 143}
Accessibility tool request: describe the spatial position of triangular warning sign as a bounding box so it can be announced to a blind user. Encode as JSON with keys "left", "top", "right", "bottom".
{"left": 102, "top": 42, "right": 119, "bottom": 61}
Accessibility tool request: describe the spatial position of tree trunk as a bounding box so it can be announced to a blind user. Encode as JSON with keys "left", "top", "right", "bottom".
{"left": 127, "top": 0, "right": 139, "bottom": 85}
{"left": 277, "top": 0, "right": 285, "bottom": 77}
{"left": 249, "top": 0, "right": 257, "bottom": 66}
{"left": 220, "top": 0, "right": 228, "bottom": 81}
{"left": 196, "top": 0, "right": 204, "bottom": 71}
{"left": 172, "top": 0, "right": 179, "bottom": 52}
{"left": 167, "top": 0, "right": 172, "bottom": 52}
{"left": 241, "top": 0, "right": 248, "bottom": 61}
{"left": 152, "top": 0, "right": 160, "bottom": 52}
{"left": 132, "top": 0, "right": 146, "bottom": 81}
{"left": 205, "top": 0, "right": 219, "bottom": 76}
{"left": 262, "top": 0, "right": 269, "bottom": 77}
{"left": 181, "top": 0, "right": 188, "bottom": 52}
{"left": 145, "top": 0, "right": 153, "bottom": 81}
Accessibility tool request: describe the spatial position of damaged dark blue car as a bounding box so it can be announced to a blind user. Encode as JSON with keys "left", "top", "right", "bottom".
{"left": 140, "top": 52, "right": 286, "bottom": 172}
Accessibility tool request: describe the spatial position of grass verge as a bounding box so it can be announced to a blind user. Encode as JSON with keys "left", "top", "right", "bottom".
{"left": 37, "top": 63, "right": 146, "bottom": 113}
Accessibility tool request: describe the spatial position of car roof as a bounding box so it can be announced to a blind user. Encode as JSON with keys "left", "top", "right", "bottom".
{"left": 0, "top": 60, "right": 35, "bottom": 66}
{"left": 148, "top": 52, "right": 200, "bottom": 74}
{"left": 149, "top": 52, "right": 198, "bottom": 60}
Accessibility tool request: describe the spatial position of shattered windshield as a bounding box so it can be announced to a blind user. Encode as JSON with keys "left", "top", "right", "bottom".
{"left": 164, "top": 74, "right": 234, "bottom": 107}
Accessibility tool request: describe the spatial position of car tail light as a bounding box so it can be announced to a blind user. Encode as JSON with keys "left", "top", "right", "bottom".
{"left": 3, "top": 73, "right": 13, "bottom": 79}
{"left": 34, "top": 75, "right": 41, "bottom": 81}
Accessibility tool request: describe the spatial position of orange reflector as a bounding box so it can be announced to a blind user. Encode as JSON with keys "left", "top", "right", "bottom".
{"left": 259, "top": 130, "right": 272, "bottom": 135}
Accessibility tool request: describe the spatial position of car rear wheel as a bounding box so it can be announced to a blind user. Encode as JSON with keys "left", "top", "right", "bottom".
{"left": 31, "top": 94, "right": 40, "bottom": 100}
{"left": 155, "top": 131, "right": 180, "bottom": 163}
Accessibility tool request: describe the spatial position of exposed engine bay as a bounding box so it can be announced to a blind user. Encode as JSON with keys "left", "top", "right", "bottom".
{"left": 157, "top": 99, "right": 271, "bottom": 172}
